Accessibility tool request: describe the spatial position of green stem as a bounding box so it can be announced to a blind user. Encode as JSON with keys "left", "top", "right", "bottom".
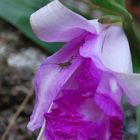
{"left": 123, "top": 19, "right": 140, "bottom": 72}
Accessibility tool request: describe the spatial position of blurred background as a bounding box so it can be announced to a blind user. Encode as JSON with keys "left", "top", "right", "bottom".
{"left": 0, "top": 0, "right": 140, "bottom": 140}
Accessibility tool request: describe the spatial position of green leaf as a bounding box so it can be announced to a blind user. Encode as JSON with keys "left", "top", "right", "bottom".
{"left": 0, "top": 0, "right": 62, "bottom": 54}
{"left": 115, "top": 0, "right": 125, "bottom": 6}
{"left": 90, "top": 0, "right": 131, "bottom": 20}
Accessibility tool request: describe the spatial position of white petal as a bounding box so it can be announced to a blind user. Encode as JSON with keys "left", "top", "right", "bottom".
{"left": 80, "top": 26, "right": 133, "bottom": 73}
{"left": 30, "top": 0, "right": 100, "bottom": 42}
{"left": 101, "top": 26, "right": 133, "bottom": 73}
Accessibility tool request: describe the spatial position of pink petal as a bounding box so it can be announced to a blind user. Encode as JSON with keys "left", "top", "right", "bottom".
{"left": 44, "top": 89, "right": 109, "bottom": 140}
{"left": 36, "top": 60, "right": 124, "bottom": 139}
{"left": 101, "top": 26, "right": 132, "bottom": 73}
{"left": 43, "top": 88, "right": 123, "bottom": 140}
{"left": 30, "top": 0, "right": 100, "bottom": 42}
{"left": 96, "top": 72, "right": 123, "bottom": 107}
{"left": 115, "top": 72, "right": 140, "bottom": 106}
{"left": 27, "top": 35, "right": 84, "bottom": 131}
{"left": 80, "top": 26, "right": 132, "bottom": 73}
{"left": 94, "top": 94, "right": 123, "bottom": 119}
{"left": 76, "top": 58, "right": 102, "bottom": 93}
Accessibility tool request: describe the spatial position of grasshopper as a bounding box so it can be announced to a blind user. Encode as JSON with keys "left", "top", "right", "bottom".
{"left": 43, "top": 56, "right": 80, "bottom": 70}
{"left": 57, "top": 56, "right": 74, "bottom": 69}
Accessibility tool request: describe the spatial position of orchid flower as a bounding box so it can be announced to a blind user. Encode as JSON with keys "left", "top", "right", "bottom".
{"left": 27, "top": 0, "right": 140, "bottom": 139}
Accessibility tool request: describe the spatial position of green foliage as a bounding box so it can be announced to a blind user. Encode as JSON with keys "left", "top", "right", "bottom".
{"left": 115, "top": 0, "right": 125, "bottom": 6}
{"left": 90, "top": 0, "right": 131, "bottom": 19}
{"left": 0, "top": 0, "right": 62, "bottom": 54}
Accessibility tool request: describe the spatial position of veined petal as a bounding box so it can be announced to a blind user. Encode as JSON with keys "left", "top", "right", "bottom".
{"left": 80, "top": 26, "right": 132, "bottom": 73}
{"left": 27, "top": 35, "right": 84, "bottom": 131}
{"left": 114, "top": 72, "right": 140, "bottom": 106}
{"left": 96, "top": 72, "right": 123, "bottom": 107}
{"left": 76, "top": 58, "right": 102, "bottom": 93}
{"left": 30, "top": 0, "right": 100, "bottom": 42}
{"left": 44, "top": 89, "right": 109, "bottom": 140}
{"left": 43, "top": 88, "right": 123, "bottom": 140}
{"left": 36, "top": 61, "right": 124, "bottom": 140}
{"left": 101, "top": 26, "right": 132, "bottom": 73}
{"left": 94, "top": 94, "right": 123, "bottom": 119}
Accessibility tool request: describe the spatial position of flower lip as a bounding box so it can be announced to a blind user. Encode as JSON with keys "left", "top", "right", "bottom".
{"left": 43, "top": 88, "right": 123, "bottom": 140}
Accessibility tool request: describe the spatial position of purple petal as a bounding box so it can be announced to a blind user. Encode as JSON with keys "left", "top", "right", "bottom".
{"left": 100, "top": 26, "right": 132, "bottom": 73}
{"left": 30, "top": 0, "right": 101, "bottom": 42}
{"left": 115, "top": 72, "right": 140, "bottom": 106}
{"left": 109, "top": 117, "right": 123, "bottom": 140}
{"left": 80, "top": 26, "right": 132, "bottom": 73}
{"left": 44, "top": 89, "right": 108, "bottom": 140}
{"left": 94, "top": 94, "right": 123, "bottom": 119}
{"left": 42, "top": 89, "right": 123, "bottom": 140}
{"left": 37, "top": 60, "right": 123, "bottom": 139}
{"left": 27, "top": 35, "right": 85, "bottom": 131}
{"left": 76, "top": 58, "right": 102, "bottom": 93}
{"left": 97, "top": 72, "right": 123, "bottom": 107}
